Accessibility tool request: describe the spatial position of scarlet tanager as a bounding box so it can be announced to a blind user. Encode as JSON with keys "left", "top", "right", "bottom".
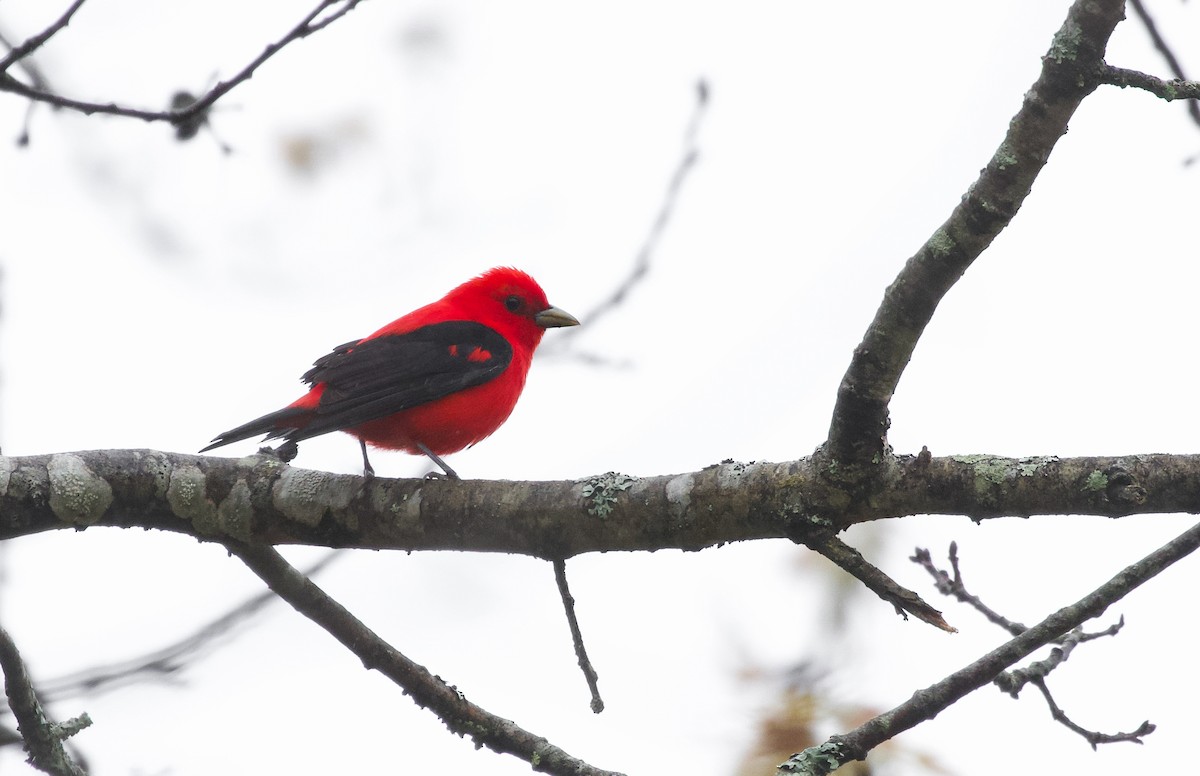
{"left": 201, "top": 267, "right": 579, "bottom": 478}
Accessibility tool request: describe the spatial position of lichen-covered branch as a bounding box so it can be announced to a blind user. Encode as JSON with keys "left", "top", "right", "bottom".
{"left": 2, "top": 450, "right": 1199, "bottom": 552}
{"left": 0, "top": 626, "right": 90, "bottom": 776}
{"left": 825, "top": 0, "right": 1127, "bottom": 466}
{"left": 1100, "top": 65, "right": 1200, "bottom": 103}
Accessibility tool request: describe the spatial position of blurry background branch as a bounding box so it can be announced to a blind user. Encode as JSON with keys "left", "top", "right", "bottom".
{"left": 0, "top": 0, "right": 365, "bottom": 141}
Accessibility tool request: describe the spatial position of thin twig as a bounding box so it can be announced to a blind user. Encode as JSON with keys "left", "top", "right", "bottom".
{"left": 910, "top": 543, "right": 1023, "bottom": 635}
{"left": 0, "top": 0, "right": 88, "bottom": 72}
{"left": 916, "top": 546, "right": 1141, "bottom": 748}
{"left": 224, "top": 541, "right": 625, "bottom": 776}
{"left": 1030, "top": 677, "right": 1154, "bottom": 749}
{"left": 552, "top": 559, "right": 604, "bottom": 713}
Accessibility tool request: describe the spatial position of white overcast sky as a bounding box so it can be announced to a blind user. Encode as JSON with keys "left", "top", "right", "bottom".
{"left": 1, "top": 2, "right": 1199, "bottom": 775}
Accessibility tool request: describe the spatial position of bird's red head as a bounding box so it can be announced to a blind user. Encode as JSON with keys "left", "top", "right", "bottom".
{"left": 442, "top": 267, "right": 579, "bottom": 351}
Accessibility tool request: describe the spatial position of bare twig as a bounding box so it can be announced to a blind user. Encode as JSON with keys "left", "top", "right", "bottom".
{"left": 0, "top": 0, "right": 88, "bottom": 72}
{"left": 224, "top": 541, "right": 625, "bottom": 776}
{"left": 1030, "top": 677, "right": 1154, "bottom": 748}
{"left": 0, "top": 626, "right": 90, "bottom": 776}
{"left": 552, "top": 559, "right": 604, "bottom": 712}
{"left": 916, "top": 546, "right": 1144, "bottom": 748}
{"left": 910, "top": 543, "right": 1023, "bottom": 635}
{"left": 780, "top": 515, "right": 1200, "bottom": 775}
{"left": 0, "top": 0, "right": 366, "bottom": 133}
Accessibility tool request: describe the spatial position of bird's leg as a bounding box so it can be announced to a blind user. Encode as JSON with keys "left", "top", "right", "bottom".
{"left": 416, "top": 442, "right": 459, "bottom": 480}
{"left": 359, "top": 439, "right": 376, "bottom": 479}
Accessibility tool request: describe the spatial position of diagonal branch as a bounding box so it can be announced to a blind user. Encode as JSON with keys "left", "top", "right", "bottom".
{"left": 779, "top": 516, "right": 1200, "bottom": 775}
{"left": 824, "top": 0, "right": 1127, "bottom": 466}
{"left": 224, "top": 541, "right": 624, "bottom": 776}
{"left": 0, "top": 0, "right": 88, "bottom": 72}
{"left": 797, "top": 534, "right": 954, "bottom": 632}
{"left": 0, "top": 626, "right": 90, "bottom": 776}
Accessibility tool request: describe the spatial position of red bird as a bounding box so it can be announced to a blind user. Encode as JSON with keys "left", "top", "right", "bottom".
{"left": 201, "top": 267, "right": 579, "bottom": 478}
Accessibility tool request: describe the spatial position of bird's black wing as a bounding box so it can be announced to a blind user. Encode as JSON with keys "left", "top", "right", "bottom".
{"left": 288, "top": 320, "right": 513, "bottom": 441}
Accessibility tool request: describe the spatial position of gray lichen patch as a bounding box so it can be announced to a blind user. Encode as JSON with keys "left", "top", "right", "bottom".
{"left": 664, "top": 472, "right": 694, "bottom": 521}
{"left": 217, "top": 479, "right": 255, "bottom": 541}
{"left": 951, "top": 454, "right": 1059, "bottom": 507}
{"left": 166, "top": 463, "right": 219, "bottom": 532}
{"left": 48, "top": 453, "right": 113, "bottom": 526}
{"left": 579, "top": 472, "right": 635, "bottom": 517}
{"left": 273, "top": 468, "right": 358, "bottom": 530}
{"left": 382, "top": 486, "right": 422, "bottom": 534}
{"left": 0, "top": 456, "right": 12, "bottom": 496}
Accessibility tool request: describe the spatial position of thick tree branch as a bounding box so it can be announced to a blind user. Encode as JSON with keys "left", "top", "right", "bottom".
{"left": 825, "top": 0, "right": 1126, "bottom": 466}
{"left": 224, "top": 541, "right": 623, "bottom": 776}
{"left": 779, "top": 515, "right": 1200, "bottom": 775}
{"left": 1, "top": 451, "right": 1198, "bottom": 551}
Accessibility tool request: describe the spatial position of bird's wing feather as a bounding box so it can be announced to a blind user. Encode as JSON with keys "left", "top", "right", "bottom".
{"left": 288, "top": 320, "right": 513, "bottom": 441}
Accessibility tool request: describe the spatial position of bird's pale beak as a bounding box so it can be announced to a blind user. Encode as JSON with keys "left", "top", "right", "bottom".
{"left": 535, "top": 306, "right": 581, "bottom": 329}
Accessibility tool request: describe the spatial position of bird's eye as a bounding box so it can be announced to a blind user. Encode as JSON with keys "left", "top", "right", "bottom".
{"left": 504, "top": 295, "right": 522, "bottom": 313}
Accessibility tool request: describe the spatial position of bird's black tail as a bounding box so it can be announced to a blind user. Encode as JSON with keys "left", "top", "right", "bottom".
{"left": 199, "top": 406, "right": 312, "bottom": 453}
